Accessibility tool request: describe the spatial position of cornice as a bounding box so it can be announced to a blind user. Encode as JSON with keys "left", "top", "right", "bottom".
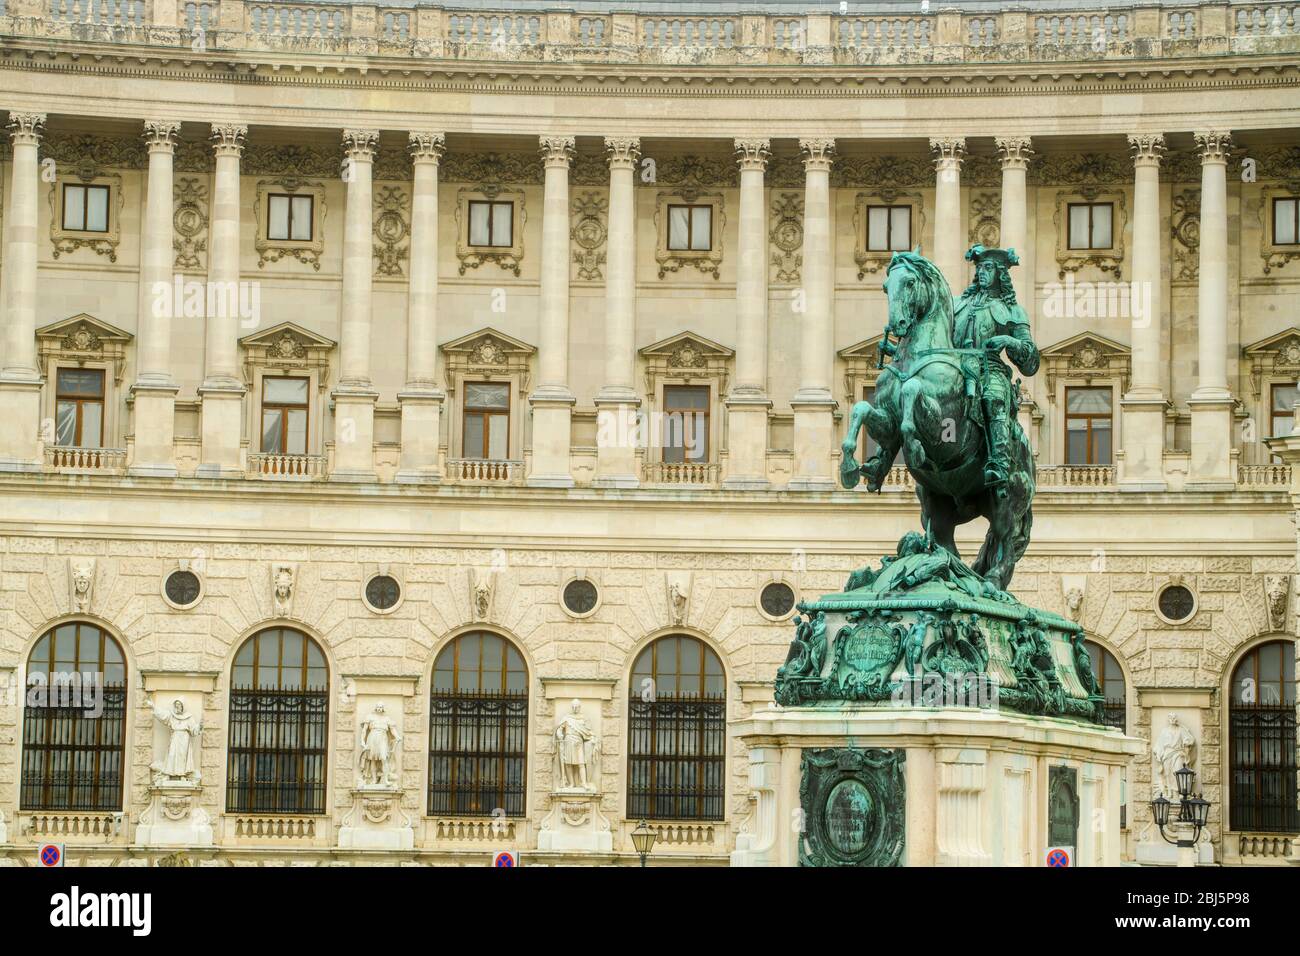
{"left": 1, "top": 43, "right": 1298, "bottom": 104}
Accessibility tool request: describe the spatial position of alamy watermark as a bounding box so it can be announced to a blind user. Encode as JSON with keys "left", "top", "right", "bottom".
{"left": 151, "top": 273, "right": 261, "bottom": 327}
{"left": 4, "top": 671, "right": 106, "bottom": 718}
{"left": 891, "top": 672, "right": 1000, "bottom": 710}
{"left": 1042, "top": 274, "right": 1152, "bottom": 326}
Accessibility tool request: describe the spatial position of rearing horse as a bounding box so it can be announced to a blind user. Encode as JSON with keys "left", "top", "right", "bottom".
{"left": 840, "top": 251, "right": 1034, "bottom": 590}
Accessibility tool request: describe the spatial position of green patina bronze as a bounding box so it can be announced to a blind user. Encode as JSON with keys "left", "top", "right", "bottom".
{"left": 1048, "top": 766, "right": 1081, "bottom": 849}
{"left": 774, "top": 247, "right": 1105, "bottom": 725}
{"left": 798, "top": 748, "right": 906, "bottom": 867}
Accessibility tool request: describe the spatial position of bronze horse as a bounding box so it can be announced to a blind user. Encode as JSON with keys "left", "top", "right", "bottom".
{"left": 840, "top": 251, "right": 1034, "bottom": 590}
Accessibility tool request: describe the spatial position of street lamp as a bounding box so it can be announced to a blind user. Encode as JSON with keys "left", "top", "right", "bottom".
{"left": 630, "top": 819, "right": 657, "bottom": 867}
{"left": 1149, "top": 764, "right": 1209, "bottom": 849}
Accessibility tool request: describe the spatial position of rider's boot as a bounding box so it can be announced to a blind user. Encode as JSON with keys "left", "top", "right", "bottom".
{"left": 983, "top": 414, "right": 1011, "bottom": 488}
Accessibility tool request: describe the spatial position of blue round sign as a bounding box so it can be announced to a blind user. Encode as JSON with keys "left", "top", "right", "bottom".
{"left": 1046, "top": 848, "right": 1070, "bottom": 867}
{"left": 39, "top": 845, "right": 61, "bottom": 867}
{"left": 493, "top": 851, "right": 516, "bottom": 867}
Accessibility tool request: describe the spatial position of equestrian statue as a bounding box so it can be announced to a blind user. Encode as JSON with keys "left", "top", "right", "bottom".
{"left": 840, "top": 245, "right": 1038, "bottom": 591}
{"left": 775, "top": 246, "right": 1104, "bottom": 725}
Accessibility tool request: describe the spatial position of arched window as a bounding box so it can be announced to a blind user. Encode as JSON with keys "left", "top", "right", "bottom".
{"left": 1229, "top": 640, "right": 1298, "bottom": 833}
{"left": 226, "top": 627, "right": 329, "bottom": 814}
{"left": 21, "top": 622, "right": 127, "bottom": 811}
{"left": 627, "top": 635, "right": 726, "bottom": 821}
{"left": 428, "top": 631, "right": 528, "bottom": 817}
{"left": 1084, "top": 640, "right": 1126, "bottom": 731}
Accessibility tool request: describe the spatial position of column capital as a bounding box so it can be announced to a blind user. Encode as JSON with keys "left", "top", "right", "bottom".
{"left": 539, "top": 135, "right": 576, "bottom": 168}
{"left": 996, "top": 136, "right": 1034, "bottom": 170}
{"left": 734, "top": 138, "right": 771, "bottom": 172}
{"left": 604, "top": 137, "right": 641, "bottom": 170}
{"left": 799, "top": 138, "right": 835, "bottom": 172}
{"left": 210, "top": 123, "right": 247, "bottom": 158}
{"left": 5, "top": 112, "right": 45, "bottom": 146}
{"left": 142, "top": 120, "right": 180, "bottom": 153}
{"left": 1195, "top": 131, "right": 1233, "bottom": 164}
{"left": 929, "top": 137, "right": 967, "bottom": 169}
{"left": 1127, "top": 133, "right": 1167, "bottom": 167}
{"left": 408, "top": 131, "right": 446, "bottom": 165}
{"left": 342, "top": 129, "right": 379, "bottom": 161}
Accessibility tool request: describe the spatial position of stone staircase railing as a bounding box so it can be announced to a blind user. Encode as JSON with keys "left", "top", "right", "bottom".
{"left": 3, "top": 1, "right": 1296, "bottom": 67}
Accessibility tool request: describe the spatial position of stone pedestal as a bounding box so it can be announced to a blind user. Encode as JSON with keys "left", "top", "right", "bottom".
{"left": 137, "top": 784, "right": 213, "bottom": 847}
{"left": 0, "top": 378, "right": 42, "bottom": 471}
{"left": 331, "top": 388, "right": 378, "bottom": 481}
{"left": 1119, "top": 398, "right": 1169, "bottom": 491}
{"left": 395, "top": 389, "right": 444, "bottom": 483}
{"left": 723, "top": 394, "right": 772, "bottom": 490}
{"left": 528, "top": 390, "right": 576, "bottom": 488}
{"left": 196, "top": 385, "right": 246, "bottom": 478}
{"left": 537, "top": 789, "right": 613, "bottom": 853}
{"left": 789, "top": 397, "right": 836, "bottom": 491}
{"left": 338, "top": 787, "right": 414, "bottom": 850}
{"left": 730, "top": 707, "right": 1140, "bottom": 867}
{"left": 1187, "top": 396, "right": 1236, "bottom": 489}
{"left": 129, "top": 383, "right": 180, "bottom": 477}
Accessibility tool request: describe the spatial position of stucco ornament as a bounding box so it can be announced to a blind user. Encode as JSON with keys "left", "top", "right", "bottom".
{"left": 150, "top": 696, "right": 203, "bottom": 785}
{"left": 358, "top": 702, "right": 402, "bottom": 788}
{"left": 554, "top": 699, "right": 600, "bottom": 792}
{"left": 1264, "top": 574, "right": 1290, "bottom": 632}
{"left": 272, "top": 563, "right": 295, "bottom": 616}
{"left": 472, "top": 568, "right": 493, "bottom": 620}
{"left": 1065, "top": 587, "right": 1084, "bottom": 622}
{"left": 69, "top": 559, "right": 94, "bottom": 612}
{"left": 1152, "top": 713, "right": 1197, "bottom": 798}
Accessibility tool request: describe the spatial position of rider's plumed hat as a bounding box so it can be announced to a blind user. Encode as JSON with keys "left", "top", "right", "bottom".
{"left": 965, "top": 244, "right": 1020, "bottom": 268}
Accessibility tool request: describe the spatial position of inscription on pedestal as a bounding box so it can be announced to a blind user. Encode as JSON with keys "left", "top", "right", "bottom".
{"left": 798, "top": 747, "right": 905, "bottom": 867}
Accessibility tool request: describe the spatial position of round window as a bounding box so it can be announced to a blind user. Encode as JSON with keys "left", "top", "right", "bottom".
{"left": 164, "top": 570, "right": 201, "bottom": 609}
{"left": 1157, "top": 584, "right": 1196, "bottom": 624}
{"left": 365, "top": 575, "right": 401, "bottom": 612}
{"left": 760, "top": 582, "right": 796, "bottom": 618}
{"left": 562, "top": 579, "right": 599, "bottom": 616}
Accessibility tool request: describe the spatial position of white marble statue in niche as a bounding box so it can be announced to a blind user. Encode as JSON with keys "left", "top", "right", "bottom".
{"left": 358, "top": 702, "right": 402, "bottom": 788}
{"left": 554, "top": 698, "right": 600, "bottom": 792}
{"left": 150, "top": 696, "right": 203, "bottom": 786}
{"left": 1152, "top": 712, "right": 1197, "bottom": 798}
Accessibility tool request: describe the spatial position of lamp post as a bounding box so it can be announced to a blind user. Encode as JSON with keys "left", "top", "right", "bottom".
{"left": 1149, "top": 764, "right": 1210, "bottom": 867}
{"left": 630, "top": 818, "right": 657, "bottom": 868}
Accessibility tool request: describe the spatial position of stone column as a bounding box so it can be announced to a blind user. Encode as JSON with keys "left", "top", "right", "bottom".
{"left": 197, "top": 123, "right": 248, "bottom": 478}
{"left": 997, "top": 137, "right": 1037, "bottom": 447}
{"left": 130, "top": 120, "right": 182, "bottom": 477}
{"left": 529, "top": 135, "right": 577, "bottom": 488}
{"left": 332, "top": 128, "right": 380, "bottom": 481}
{"left": 1188, "top": 130, "right": 1235, "bottom": 489}
{"left": 0, "top": 112, "right": 45, "bottom": 471}
{"left": 594, "top": 137, "right": 641, "bottom": 488}
{"left": 724, "top": 138, "right": 773, "bottom": 490}
{"left": 1119, "top": 134, "right": 1169, "bottom": 491}
{"left": 789, "top": 138, "right": 836, "bottom": 491}
{"left": 397, "top": 131, "right": 447, "bottom": 484}
{"left": 930, "top": 137, "right": 967, "bottom": 294}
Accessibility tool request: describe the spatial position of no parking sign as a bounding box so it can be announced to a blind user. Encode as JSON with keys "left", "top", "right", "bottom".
{"left": 492, "top": 850, "right": 518, "bottom": 868}
{"left": 1045, "top": 846, "right": 1073, "bottom": 867}
{"left": 39, "top": 844, "right": 64, "bottom": 868}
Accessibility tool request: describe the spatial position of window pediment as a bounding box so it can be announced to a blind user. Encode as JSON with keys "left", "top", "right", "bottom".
{"left": 1244, "top": 328, "right": 1300, "bottom": 399}
{"left": 1040, "top": 332, "right": 1131, "bottom": 397}
{"left": 441, "top": 328, "right": 536, "bottom": 396}
{"left": 37, "top": 314, "right": 132, "bottom": 384}
{"left": 240, "top": 322, "right": 336, "bottom": 389}
{"left": 640, "top": 332, "right": 733, "bottom": 394}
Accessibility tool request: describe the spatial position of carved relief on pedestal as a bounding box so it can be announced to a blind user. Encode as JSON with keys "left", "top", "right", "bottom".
{"left": 173, "top": 176, "right": 209, "bottom": 272}
{"left": 769, "top": 192, "right": 803, "bottom": 284}
{"left": 69, "top": 558, "right": 95, "bottom": 613}
{"left": 570, "top": 191, "right": 608, "bottom": 281}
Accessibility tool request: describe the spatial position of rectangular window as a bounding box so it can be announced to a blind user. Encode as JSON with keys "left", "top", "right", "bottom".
{"left": 1068, "top": 202, "right": 1113, "bottom": 250}
{"left": 1271, "top": 383, "right": 1298, "bottom": 462}
{"left": 267, "top": 194, "right": 313, "bottom": 242}
{"left": 662, "top": 385, "right": 709, "bottom": 464}
{"left": 468, "top": 200, "right": 513, "bottom": 247}
{"left": 1274, "top": 198, "right": 1299, "bottom": 246}
{"left": 667, "top": 204, "right": 712, "bottom": 252}
{"left": 1065, "top": 386, "right": 1113, "bottom": 465}
{"left": 260, "top": 376, "right": 309, "bottom": 456}
{"left": 55, "top": 368, "right": 106, "bottom": 448}
{"left": 61, "top": 184, "right": 110, "bottom": 233}
{"left": 463, "top": 382, "right": 510, "bottom": 460}
{"left": 865, "top": 205, "right": 911, "bottom": 252}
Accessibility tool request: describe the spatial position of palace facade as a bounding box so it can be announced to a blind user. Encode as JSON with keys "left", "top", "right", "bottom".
{"left": 0, "top": 0, "right": 1298, "bottom": 865}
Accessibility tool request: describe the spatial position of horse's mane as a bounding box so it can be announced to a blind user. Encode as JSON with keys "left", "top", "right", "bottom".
{"left": 886, "top": 251, "right": 954, "bottom": 332}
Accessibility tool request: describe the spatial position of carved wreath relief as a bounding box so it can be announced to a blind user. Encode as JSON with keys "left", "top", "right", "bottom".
{"left": 798, "top": 748, "right": 906, "bottom": 867}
